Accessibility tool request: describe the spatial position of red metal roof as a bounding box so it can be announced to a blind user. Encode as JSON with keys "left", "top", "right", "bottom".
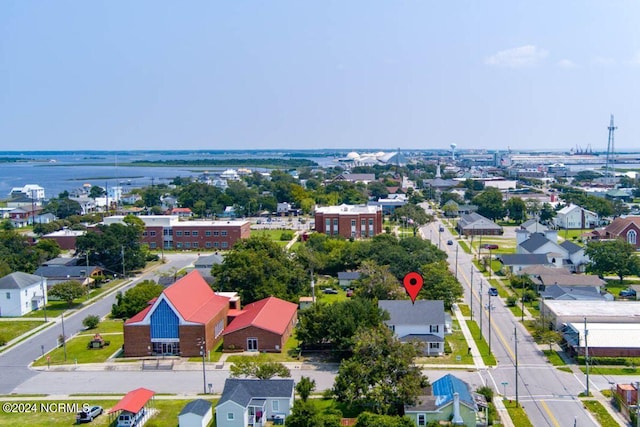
{"left": 223, "top": 296, "right": 297, "bottom": 336}
{"left": 163, "top": 270, "right": 229, "bottom": 323}
{"left": 108, "top": 388, "right": 155, "bottom": 414}
{"left": 125, "top": 271, "right": 228, "bottom": 325}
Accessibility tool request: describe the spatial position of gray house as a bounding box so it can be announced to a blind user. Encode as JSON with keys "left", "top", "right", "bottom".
{"left": 378, "top": 300, "right": 447, "bottom": 356}
{"left": 215, "top": 379, "right": 294, "bottom": 427}
{"left": 337, "top": 271, "right": 361, "bottom": 288}
{"left": 499, "top": 254, "right": 550, "bottom": 275}
{"left": 456, "top": 213, "right": 503, "bottom": 236}
{"left": 539, "top": 284, "right": 609, "bottom": 301}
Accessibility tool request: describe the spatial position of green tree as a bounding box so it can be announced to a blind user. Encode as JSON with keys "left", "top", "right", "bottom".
{"left": 76, "top": 215, "right": 147, "bottom": 275}
{"left": 473, "top": 187, "right": 506, "bottom": 220}
{"left": 505, "top": 197, "right": 527, "bottom": 223}
{"left": 332, "top": 326, "right": 428, "bottom": 415}
{"left": 418, "top": 261, "right": 463, "bottom": 309}
{"left": 392, "top": 204, "right": 432, "bottom": 236}
{"left": 354, "top": 413, "right": 414, "bottom": 427}
{"left": 111, "top": 280, "right": 163, "bottom": 318}
{"left": 585, "top": 239, "right": 640, "bottom": 282}
{"left": 286, "top": 400, "right": 342, "bottom": 427}
{"left": 213, "top": 235, "right": 306, "bottom": 303}
{"left": 539, "top": 202, "right": 556, "bottom": 223}
{"left": 89, "top": 185, "right": 105, "bottom": 199}
{"left": 34, "top": 238, "right": 62, "bottom": 260}
{"left": 230, "top": 360, "right": 291, "bottom": 379}
{"left": 44, "top": 195, "right": 82, "bottom": 219}
{"left": 296, "top": 376, "right": 316, "bottom": 401}
{"left": 296, "top": 298, "right": 387, "bottom": 358}
{"left": 353, "top": 261, "right": 406, "bottom": 300}
{"left": 49, "top": 280, "right": 86, "bottom": 307}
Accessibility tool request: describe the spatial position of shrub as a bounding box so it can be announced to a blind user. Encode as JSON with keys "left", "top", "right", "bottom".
{"left": 82, "top": 315, "right": 100, "bottom": 329}
{"left": 280, "top": 231, "right": 294, "bottom": 241}
{"left": 476, "top": 385, "right": 494, "bottom": 403}
{"left": 506, "top": 295, "right": 518, "bottom": 307}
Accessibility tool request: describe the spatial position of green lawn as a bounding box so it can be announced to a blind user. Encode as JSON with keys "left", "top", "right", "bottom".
{"left": 582, "top": 400, "right": 619, "bottom": 427}
{"left": 465, "top": 320, "right": 497, "bottom": 366}
{"left": 503, "top": 400, "right": 534, "bottom": 427}
{"left": 33, "top": 334, "right": 124, "bottom": 366}
{"left": 0, "top": 321, "right": 46, "bottom": 344}
{"left": 557, "top": 228, "right": 591, "bottom": 242}
{"left": 22, "top": 301, "right": 80, "bottom": 319}
{"left": 579, "top": 366, "right": 639, "bottom": 375}
{"left": 542, "top": 350, "right": 566, "bottom": 366}
{"left": 77, "top": 319, "right": 124, "bottom": 335}
{"left": 418, "top": 320, "right": 473, "bottom": 365}
{"left": 226, "top": 336, "right": 302, "bottom": 364}
{"left": 252, "top": 229, "right": 294, "bottom": 241}
{"left": 458, "top": 240, "right": 471, "bottom": 254}
{"left": 458, "top": 304, "right": 471, "bottom": 317}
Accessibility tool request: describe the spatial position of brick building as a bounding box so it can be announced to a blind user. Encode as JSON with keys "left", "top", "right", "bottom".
{"left": 123, "top": 270, "right": 231, "bottom": 357}
{"left": 594, "top": 216, "right": 640, "bottom": 249}
{"left": 223, "top": 297, "right": 298, "bottom": 353}
{"left": 103, "top": 215, "right": 250, "bottom": 251}
{"left": 314, "top": 204, "right": 382, "bottom": 239}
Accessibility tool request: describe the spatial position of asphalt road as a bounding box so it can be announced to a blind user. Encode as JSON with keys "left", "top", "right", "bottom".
{"left": 0, "top": 254, "right": 198, "bottom": 395}
{"left": 422, "top": 217, "right": 599, "bottom": 427}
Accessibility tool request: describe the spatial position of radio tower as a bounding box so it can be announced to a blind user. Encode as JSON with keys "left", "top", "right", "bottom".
{"left": 604, "top": 115, "right": 617, "bottom": 184}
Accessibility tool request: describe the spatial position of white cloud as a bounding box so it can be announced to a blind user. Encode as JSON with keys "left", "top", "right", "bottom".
{"left": 593, "top": 56, "right": 616, "bottom": 66}
{"left": 557, "top": 59, "right": 577, "bottom": 68}
{"left": 628, "top": 51, "right": 640, "bottom": 65}
{"left": 484, "top": 45, "right": 548, "bottom": 68}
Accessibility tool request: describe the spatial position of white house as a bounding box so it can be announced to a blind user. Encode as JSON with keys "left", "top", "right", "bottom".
{"left": 0, "top": 272, "right": 47, "bottom": 317}
{"left": 516, "top": 229, "right": 589, "bottom": 272}
{"left": 554, "top": 204, "right": 598, "bottom": 229}
{"left": 9, "top": 184, "right": 45, "bottom": 200}
{"left": 215, "top": 379, "right": 294, "bottom": 427}
{"left": 378, "top": 300, "right": 447, "bottom": 356}
{"left": 178, "top": 399, "right": 212, "bottom": 427}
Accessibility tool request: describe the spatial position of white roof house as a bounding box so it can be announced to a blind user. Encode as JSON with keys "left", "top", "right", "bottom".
{"left": 542, "top": 300, "right": 640, "bottom": 329}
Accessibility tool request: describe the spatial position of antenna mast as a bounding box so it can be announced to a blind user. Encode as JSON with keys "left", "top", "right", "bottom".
{"left": 604, "top": 115, "right": 617, "bottom": 183}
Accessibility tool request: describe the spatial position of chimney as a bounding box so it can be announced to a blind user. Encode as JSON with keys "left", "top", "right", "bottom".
{"left": 452, "top": 392, "right": 464, "bottom": 425}
{"left": 515, "top": 229, "right": 529, "bottom": 246}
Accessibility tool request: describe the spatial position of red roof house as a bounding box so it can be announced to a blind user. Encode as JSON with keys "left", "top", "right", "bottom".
{"left": 124, "top": 270, "right": 230, "bottom": 357}
{"left": 594, "top": 216, "right": 640, "bottom": 249}
{"left": 223, "top": 297, "right": 298, "bottom": 353}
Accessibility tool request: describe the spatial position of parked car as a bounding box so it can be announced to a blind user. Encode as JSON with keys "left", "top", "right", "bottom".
{"left": 323, "top": 288, "right": 338, "bottom": 294}
{"left": 482, "top": 244, "right": 499, "bottom": 250}
{"left": 488, "top": 287, "right": 499, "bottom": 297}
{"left": 439, "top": 226, "right": 445, "bottom": 232}
{"left": 447, "top": 240, "right": 453, "bottom": 245}
{"left": 346, "top": 289, "right": 354, "bottom": 297}
{"left": 620, "top": 288, "right": 637, "bottom": 298}
{"left": 76, "top": 406, "right": 103, "bottom": 423}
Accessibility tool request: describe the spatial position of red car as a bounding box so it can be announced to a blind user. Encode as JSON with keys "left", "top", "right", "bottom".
{"left": 482, "top": 244, "right": 499, "bottom": 250}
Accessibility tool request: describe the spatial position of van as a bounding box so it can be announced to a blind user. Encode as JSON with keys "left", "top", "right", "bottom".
{"left": 117, "top": 409, "right": 145, "bottom": 427}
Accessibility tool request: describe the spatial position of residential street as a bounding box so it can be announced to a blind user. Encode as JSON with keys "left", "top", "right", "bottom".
{"left": 421, "top": 217, "right": 600, "bottom": 427}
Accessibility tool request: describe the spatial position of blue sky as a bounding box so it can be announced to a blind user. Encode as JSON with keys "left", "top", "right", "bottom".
{"left": 1, "top": 1, "right": 639, "bottom": 152}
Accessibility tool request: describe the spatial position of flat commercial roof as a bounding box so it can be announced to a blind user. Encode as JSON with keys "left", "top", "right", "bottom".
{"left": 567, "top": 323, "right": 640, "bottom": 349}
{"left": 543, "top": 300, "right": 640, "bottom": 319}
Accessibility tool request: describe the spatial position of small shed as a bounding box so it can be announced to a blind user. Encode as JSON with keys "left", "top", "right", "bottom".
{"left": 178, "top": 399, "right": 212, "bottom": 427}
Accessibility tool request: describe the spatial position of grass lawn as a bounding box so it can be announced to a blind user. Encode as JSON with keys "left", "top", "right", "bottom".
{"left": 316, "top": 288, "right": 349, "bottom": 304}
{"left": 418, "top": 320, "right": 473, "bottom": 365}
{"left": 252, "top": 229, "right": 294, "bottom": 241}
{"left": 0, "top": 321, "right": 46, "bottom": 344}
{"left": 33, "top": 334, "right": 124, "bottom": 366}
{"left": 226, "top": 336, "right": 303, "bottom": 364}
{"left": 508, "top": 305, "right": 524, "bottom": 319}
{"left": 557, "top": 228, "right": 591, "bottom": 242}
{"left": 579, "top": 366, "right": 639, "bottom": 375}
{"left": 543, "top": 350, "right": 566, "bottom": 366}
{"left": 582, "top": 400, "right": 619, "bottom": 427}
{"left": 503, "top": 400, "right": 534, "bottom": 427}
{"left": 458, "top": 304, "right": 471, "bottom": 317}
{"left": 466, "top": 320, "right": 496, "bottom": 366}
{"left": 22, "top": 301, "right": 80, "bottom": 319}
{"left": 488, "top": 279, "right": 509, "bottom": 298}
{"left": 77, "top": 319, "right": 124, "bottom": 335}
{"left": 458, "top": 240, "right": 471, "bottom": 254}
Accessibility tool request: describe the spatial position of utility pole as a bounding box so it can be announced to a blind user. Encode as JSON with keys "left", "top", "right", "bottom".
{"left": 479, "top": 280, "right": 483, "bottom": 339}
{"left": 455, "top": 245, "right": 459, "bottom": 280}
{"left": 521, "top": 280, "right": 525, "bottom": 322}
{"left": 61, "top": 312, "right": 67, "bottom": 362}
{"left": 488, "top": 294, "right": 493, "bottom": 354}
{"left": 199, "top": 338, "right": 207, "bottom": 394}
{"left": 121, "top": 246, "right": 125, "bottom": 277}
{"left": 470, "top": 266, "right": 474, "bottom": 321}
{"left": 515, "top": 326, "right": 519, "bottom": 406}
{"left": 584, "top": 317, "right": 590, "bottom": 396}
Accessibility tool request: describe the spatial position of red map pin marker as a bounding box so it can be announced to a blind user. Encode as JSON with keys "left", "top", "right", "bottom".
{"left": 403, "top": 272, "right": 424, "bottom": 304}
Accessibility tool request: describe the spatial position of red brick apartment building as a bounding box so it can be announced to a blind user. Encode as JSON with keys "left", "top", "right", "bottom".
{"left": 314, "top": 204, "right": 383, "bottom": 239}
{"left": 103, "top": 215, "right": 250, "bottom": 250}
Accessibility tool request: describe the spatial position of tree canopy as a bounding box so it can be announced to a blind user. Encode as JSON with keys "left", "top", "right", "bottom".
{"left": 418, "top": 261, "right": 464, "bottom": 309}
{"left": 111, "top": 280, "right": 163, "bottom": 319}
{"left": 473, "top": 187, "right": 506, "bottom": 220}
{"left": 585, "top": 239, "right": 640, "bottom": 282}
{"left": 332, "top": 325, "right": 428, "bottom": 415}
{"left": 229, "top": 360, "right": 291, "bottom": 379}
{"left": 49, "top": 280, "right": 86, "bottom": 307}
{"left": 213, "top": 235, "right": 306, "bottom": 303}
